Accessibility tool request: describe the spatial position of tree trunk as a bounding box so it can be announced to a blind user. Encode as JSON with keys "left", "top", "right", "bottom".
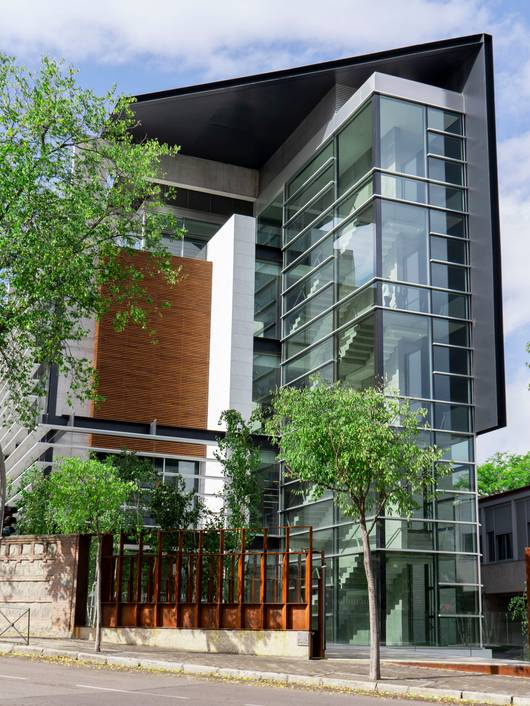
{"left": 94, "top": 535, "right": 102, "bottom": 653}
{"left": 0, "top": 443, "right": 6, "bottom": 540}
{"left": 359, "top": 518, "right": 381, "bottom": 682}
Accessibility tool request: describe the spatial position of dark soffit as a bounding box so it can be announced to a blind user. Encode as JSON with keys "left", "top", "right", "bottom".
{"left": 131, "top": 34, "right": 486, "bottom": 169}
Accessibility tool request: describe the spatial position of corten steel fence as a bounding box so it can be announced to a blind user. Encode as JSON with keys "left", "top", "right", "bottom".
{"left": 98, "top": 527, "right": 325, "bottom": 655}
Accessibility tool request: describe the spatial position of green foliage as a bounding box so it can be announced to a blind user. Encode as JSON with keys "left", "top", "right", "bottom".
{"left": 477, "top": 452, "right": 530, "bottom": 496}
{"left": 508, "top": 590, "right": 528, "bottom": 645}
{"left": 265, "top": 381, "right": 444, "bottom": 527}
{"left": 149, "top": 475, "right": 204, "bottom": 531}
{"left": 0, "top": 54, "right": 181, "bottom": 431}
{"left": 47, "top": 456, "right": 138, "bottom": 535}
{"left": 214, "top": 409, "right": 262, "bottom": 528}
{"left": 16, "top": 467, "right": 57, "bottom": 535}
{"left": 110, "top": 451, "right": 158, "bottom": 530}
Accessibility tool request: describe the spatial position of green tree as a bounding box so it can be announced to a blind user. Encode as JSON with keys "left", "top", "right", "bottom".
{"left": 214, "top": 409, "right": 262, "bottom": 528}
{"left": 15, "top": 466, "right": 57, "bottom": 535}
{"left": 508, "top": 590, "right": 529, "bottom": 657}
{"left": 477, "top": 452, "right": 530, "bottom": 496}
{"left": 48, "top": 456, "right": 138, "bottom": 652}
{"left": 110, "top": 451, "right": 158, "bottom": 529}
{"left": 0, "top": 54, "right": 181, "bottom": 530}
{"left": 265, "top": 382, "right": 443, "bottom": 681}
{"left": 150, "top": 476, "right": 204, "bottom": 531}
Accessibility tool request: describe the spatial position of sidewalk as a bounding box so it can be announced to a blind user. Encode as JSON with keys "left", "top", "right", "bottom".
{"left": 1, "top": 636, "right": 530, "bottom": 704}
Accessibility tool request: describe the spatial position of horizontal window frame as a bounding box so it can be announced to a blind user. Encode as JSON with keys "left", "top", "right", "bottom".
{"left": 283, "top": 180, "right": 335, "bottom": 230}
{"left": 284, "top": 155, "right": 336, "bottom": 207}
{"left": 375, "top": 192, "right": 468, "bottom": 217}
{"left": 378, "top": 166, "right": 468, "bottom": 191}
{"left": 282, "top": 253, "right": 334, "bottom": 297}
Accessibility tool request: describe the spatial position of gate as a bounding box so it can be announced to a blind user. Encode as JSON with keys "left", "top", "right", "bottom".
{"left": 97, "top": 526, "right": 325, "bottom": 658}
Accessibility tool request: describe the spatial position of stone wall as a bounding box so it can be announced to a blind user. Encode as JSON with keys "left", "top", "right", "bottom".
{"left": 0, "top": 534, "right": 83, "bottom": 637}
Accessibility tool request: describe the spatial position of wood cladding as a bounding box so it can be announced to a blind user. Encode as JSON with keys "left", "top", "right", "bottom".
{"left": 91, "top": 252, "right": 212, "bottom": 457}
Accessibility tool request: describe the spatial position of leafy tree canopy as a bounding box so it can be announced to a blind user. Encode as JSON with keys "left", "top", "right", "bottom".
{"left": 477, "top": 452, "right": 530, "bottom": 496}
{"left": 15, "top": 467, "right": 57, "bottom": 535}
{"left": 150, "top": 475, "right": 204, "bottom": 531}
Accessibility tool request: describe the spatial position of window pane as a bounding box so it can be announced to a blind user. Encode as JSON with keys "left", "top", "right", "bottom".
{"left": 428, "top": 132, "right": 464, "bottom": 160}
{"left": 337, "top": 284, "right": 376, "bottom": 327}
{"left": 284, "top": 235, "right": 333, "bottom": 289}
{"left": 433, "top": 346, "right": 470, "bottom": 375}
{"left": 337, "top": 315, "right": 375, "bottom": 390}
{"left": 431, "top": 236, "right": 467, "bottom": 264}
{"left": 285, "top": 210, "right": 335, "bottom": 264}
{"left": 381, "top": 283, "right": 429, "bottom": 313}
{"left": 429, "top": 184, "right": 465, "bottom": 211}
{"left": 381, "top": 174, "right": 427, "bottom": 204}
{"left": 436, "top": 493, "right": 476, "bottom": 522}
{"left": 380, "top": 97, "right": 425, "bottom": 176}
{"left": 287, "top": 143, "right": 333, "bottom": 198}
{"left": 439, "top": 616, "right": 480, "bottom": 647}
{"left": 254, "top": 260, "right": 280, "bottom": 338}
{"left": 439, "top": 586, "right": 479, "bottom": 614}
{"left": 286, "top": 164, "right": 334, "bottom": 221}
{"left": 282, "top": 284, "right": 333, "bottom": 337}
{"left": 381, "top": 201, "right": 428, "bottom": 284}
{"left": 427, "top": 108, "right": 463, "bottom": 135}
{"left": 431, "top": 263, "right": 467, "bottom": 291}
{"left": 437, "top": 522, "right": 476, "bottom": 553}
{"left": 437, "top": 462, "right": 474, "bottom": 491}
{"left": 431, "top": 291, "right": 468, "bottom": 318}
{"left": 253, "top": 351, "right": 280, "bottom": 404}
{"left": 290, "top": 361, "right": 334, "bottom": 389}
{"left": 428, "top": 157, "right": 464, "bottom": 185}
{"left": 338, "top": 102, "right": 373, "bottom": 195}
{"left": 284, "top": 260, "right": 334, "bottom": 311}
{"left": 284, "top": 499, "right": 334, "bottom": 528}
{"left": 335, "top": 205, "right": 375, "bottom": 300}
{"left": 284, "top": 186, "right": 334, "bottom": 244}
{"left": 257, "top": 196, "right": 282, "bottom": 247}
{"left": 383, "top": 311, "right": 431, "bottom": 398}
{"left": 283, "top": 337, "right": 334, "bottom": 384}
{"left": 384, "top": 520, "right": 434, "bottom": 550}
{"left": 434, "top": 403, "right": 471, "bottom": 433}
{"left": 430, "top": 209, "right": 466, "bottom": 237}
{"left": 284, "top": 312, "right": 333, "bottom": 360}
{"left": 434, "top": 374, "right": 471, "bottom": 404}
{"left": 336, "top": 178, "right": 373, "bottom": 221}
{"left": 432, "top": 319, "right": 470, "bottom": 347}
{"left": 438, "top": 554, "right": 478, "bottom": 584}
{"left": 435, "top": 433, "right": 473, "bottom": 462}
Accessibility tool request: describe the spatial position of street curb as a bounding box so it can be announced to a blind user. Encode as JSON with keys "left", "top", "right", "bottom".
{"left": 0, "top": 641, "right": 527, "bottom": 704}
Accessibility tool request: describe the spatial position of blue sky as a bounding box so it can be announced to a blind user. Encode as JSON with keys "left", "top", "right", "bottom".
{"left": 1, "top": 0, "right": 529, "bottom": 462}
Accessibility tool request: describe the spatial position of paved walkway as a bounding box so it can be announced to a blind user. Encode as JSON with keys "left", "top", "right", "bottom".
{"left": 1, "top": 637, "right": 529, "bottom": 704}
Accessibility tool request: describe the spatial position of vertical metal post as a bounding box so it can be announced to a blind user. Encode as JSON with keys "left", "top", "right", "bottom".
{"left": 259, "top": 528, "right": 268, "bottom": 629}
{"left": 175, "top": 530, "right": 183, "bottom": 628}
{"left": 135, "top": 531, "right": 144, "bottom": 627}
{"left": 237, "top": 528, "right": 246, "bottom": 628}
{"left": 282, "top": 526, "right": 290, "bottom": 629}
{"left": 153, "top": 529, "right": 162, "bottom": 627}
{"left": 194, "top": 531, "right": 204, "bottom": 628}
{"left": 217, "top": 530, "right": 224, "bottom": 629}
{"left": 115, "top": 532, "right": 124, "bottom": 626}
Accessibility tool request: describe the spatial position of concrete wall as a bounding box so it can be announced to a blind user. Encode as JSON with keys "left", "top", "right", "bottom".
{"left": 481, "top": 559, "right": 526, "bottom": 596}
{"left": 0, "top": 535, "right": 81, "bottom": 638}
{"left": 76, "top": 626, "right": 311, "bottom": 658}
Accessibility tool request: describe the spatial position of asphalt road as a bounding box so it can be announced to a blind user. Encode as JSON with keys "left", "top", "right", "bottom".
{"left": 0, "top": 656, "right": 439, "bottom": 706}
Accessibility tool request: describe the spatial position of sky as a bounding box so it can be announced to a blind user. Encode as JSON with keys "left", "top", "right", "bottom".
{"left": 0, "top": 0, "right": 529, "bottom": 463}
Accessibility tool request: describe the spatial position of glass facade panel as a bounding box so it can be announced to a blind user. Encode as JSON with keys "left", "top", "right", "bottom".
{"left": 434, "top": 403, "right": 471, "bottom": 433}
{"left": 284, "top": 500, "right": 334, "bottom": 528}
{"left": 439, "top": 586, "right": 479, "bottom": 614}
{"left": 284, "top": 259, "right": 334, "bottom": 311}
{"left": 430, "top": 235, "right": 467, "bottom": 264}
{"left": 335, "top": 205, "right": 375, "bottom": 301}
{"left": 432, "top": 318, "right": 470, "bottom": 347}
{"left": 284, "top": 312, "right": 333, "bottom": 359}
{"left": 380, "top": 97, "right": 425, "bottom": 176}
{"left": 383, "top": 311, "right": 431, "bottom": 398}
{"left": 252, "top": 351, "right": 280, "bottom": 405}
{"left": 436, "top": 433, "right": 473, "bottom": 463}
{"left": 254, "top": 260, "right": 280, "bottom": 338}
{"left": 431, "top": 291, "right": 468, "bottom": 318}
{"left": 434, "top": 373, "right": 471, "bottom": 404}
{"left": 428, "top": 157, "right": 464, "bottom": 185}
{"left": 257, "top": 196, "right": 282, "bottom": 247}
{"left": 436, "top": 492, "right": 476, "bottom": 522}
{"left": 437, "top": 522, "right": 477, "bottom": 553}
{"left": 381, "top": 173, "right": 427, "bottom": 204}
{"left": 431, "top": 263, "right": 467, "bottom": 291}
{"left": 285, "top": 210, "right": 335, "bottom": 265}
{"left": 381, "top": 283, "right": 430, "bottom": 313}
{"left": 438, "top": 553, "right": 478, "bottom": 584}
{"left": 336, "top": 178, "right": 373, "bottom": 221}
{"left": 428, "top": 132, "right": 464, "bottom": 160}
{"left": 430, "top": 209, "right": 466, "bottom": 237}
{"left": 282, "top": 285, "right": 333, "bottom": 337}
{"left": 337, "top": 315, "right": 375, "bottom": 390}
{"left": 433, "top": 346, "right": 470, "bottom": 375}
{"left": 427, "top": 107, "right": 463, "bottom": 135}
{"left": 283, "top": 337, "right": 334, "bottom": 384}
{"left": 286, "top": 164, "right": 334, "bottom": 221}
{"left": 439, "top": 616, "right": 479, "bottom": 647}
{"left": 284, "top": 187, "right": 334, "bottom": 244}
{"left": 381, "top": 201, "right": 428, "bottom": 284}
{"left": 384, "top": 520, "right": 434, "bottom": 550}
{"left": 437, "top": 462, "right": 474, "bottom": 491}
{"left": 335, "top": 554, "right": 370, "bottom": 645}
{"left": 284, "top": 235, "right": 333, "bottom": 289}
{"left": 337, "top": 102, "right": 373, "bottom": 195}
{"left": 287, "top": 143, "right": 334, "bottom": 198}
{"left": 429, "top": 184, "right": 465, "bottom": 212}
{"left": 337, "top": 285, "right": 376, "bottom": 327}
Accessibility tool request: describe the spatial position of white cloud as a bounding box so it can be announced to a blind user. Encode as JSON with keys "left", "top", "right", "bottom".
{"left": 0, "top": 0, "right": 490, "bottom": 77}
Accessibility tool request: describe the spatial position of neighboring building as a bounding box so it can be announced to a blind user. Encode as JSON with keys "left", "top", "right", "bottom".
{"left": 1, "top": 34, "right": 505, "bottom": 650}
{"left": 480, "top": 486, "right": 529, "bottom": 651}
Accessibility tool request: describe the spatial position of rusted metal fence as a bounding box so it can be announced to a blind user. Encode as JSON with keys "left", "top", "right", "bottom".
{"left": 98, "top": 527, "right": 325, "bottom": 656}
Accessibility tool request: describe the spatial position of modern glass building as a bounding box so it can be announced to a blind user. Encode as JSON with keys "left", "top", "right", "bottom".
{"left": 3, "top": 34, "right": 504, "bottom": 650}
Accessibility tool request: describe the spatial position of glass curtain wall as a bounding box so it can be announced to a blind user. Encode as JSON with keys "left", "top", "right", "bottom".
{"left": 277, "top": 94, "right": 478, "bottom": 648}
